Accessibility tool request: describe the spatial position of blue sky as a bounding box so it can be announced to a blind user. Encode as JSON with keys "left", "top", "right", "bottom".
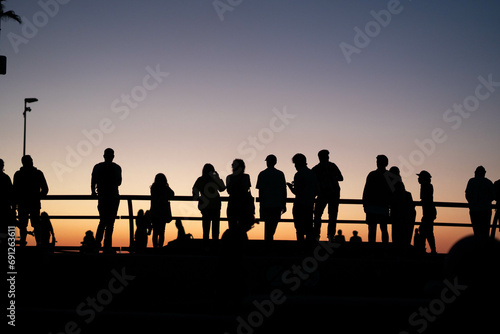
{"left": 1, "top": 0, "right": 499, "bottom": 249}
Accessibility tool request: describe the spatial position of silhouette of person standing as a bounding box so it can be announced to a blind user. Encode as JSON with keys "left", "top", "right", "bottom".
{"left": 362, "top": 155, "right": 390, "bottom": 243}
{"left": 465, "top": 166, "right": 495, "bottom": 240}
{"left": 413, "top": 228, "right": 425, "bottom": 254}
{"left": 193, "top": 163, "right": 226, "bottom": 243}
{"left": 150, "top": 173, "right": 174, "bottom": 248}
{"left": 91, "top": 148, "right": 121, "bottom": 251}
{"left": 0, "top": 159, "right": 15, "bottom": 234}
{"left": 389, "top": 167, "right": 416, "bottom": 248}
{"left": 226, "top": 159, "right": 254, "bottom": 231}
{"left": 417, "top": 171, "right": 437, "bottom": 254}
{"left": 256, "top": 154, "right": 287, "bottom": 242}
{"left": 287, "top": 153, "right": 318, "bottom": 244}
{"left": 493, "top": 179, "right": 500, "bottom": 237}
{"left": 312, "top": 149, "right": 343, "bottom": 241}
{"left": 13, "top": 155, "right": 49, "bottom": 246}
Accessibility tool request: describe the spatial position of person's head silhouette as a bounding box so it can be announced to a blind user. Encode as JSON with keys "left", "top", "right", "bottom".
{"left": 265, "top": 154, "right": 277, "bottom": 168}
{"left": 376, "top": 155, "right": 388, "bottom": 169}
{"left": 389, "top": 166, "right": 400, "bottom": 176}
{"left": 103, "top": 148, "right": 114, "bottom": 163}
{"left": 40, "top": 211, "right": 49, "bottom": 223}
{"left": 202, "top": 163, "right": 215, "bottom": 176}
{"left": 318, "top": 149, "right": 329, "bottom": 163}
{"left": 154, "top": 173, "right": 167, "bottom": 186}
{"left": 474, "top": 166, "right": 486, "bottom": 178}
{"left": 21, "top": 155, "right": 33, "bottom": 168}
{"left": 232, "top": 159, "right": 245, "bottom": 175}
{"left": 417, "top": 170, "right": 432, "bottom": 184}
{"left": 292, "top": 153, "right": 307, "bottom": 170}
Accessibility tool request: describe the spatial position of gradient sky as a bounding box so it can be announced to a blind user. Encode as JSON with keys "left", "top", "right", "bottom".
{"left": 1, "top": 0, "right": 499, "bottom": 252}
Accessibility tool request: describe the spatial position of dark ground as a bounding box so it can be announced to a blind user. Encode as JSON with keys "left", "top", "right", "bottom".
{"left": 8, "top": 238, "right": 500, "bottom": 334}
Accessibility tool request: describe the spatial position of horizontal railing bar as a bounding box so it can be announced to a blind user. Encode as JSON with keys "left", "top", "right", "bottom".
{"left": 37, "top": 195, "right": 498, "bottom": 232}
{"left": 42, "top": 195, "right": 485, "bottom": 209}
{"left": 45, "top": 215, "right": 101, "bottom": 219}
{"left": 26, "top": 194, "right": 497, "bottom": 250}
{"left": 43, "top": 215, "right": 478, "bottom": 228}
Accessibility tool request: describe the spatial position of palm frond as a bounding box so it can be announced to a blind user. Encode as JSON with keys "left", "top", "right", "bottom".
{"left": 1, "top": 10, "right": 22, "bottom": 24}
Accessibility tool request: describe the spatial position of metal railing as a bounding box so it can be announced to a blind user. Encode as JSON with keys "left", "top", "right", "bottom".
{"left": 40, "top": 195, "right": 499, "bottom": 250}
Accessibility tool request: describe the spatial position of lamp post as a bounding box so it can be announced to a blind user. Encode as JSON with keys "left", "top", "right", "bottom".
{"left": 23, "top": 98, "right": 38, "bottom": 156}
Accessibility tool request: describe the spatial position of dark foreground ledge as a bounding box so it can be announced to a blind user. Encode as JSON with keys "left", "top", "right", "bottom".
{"left": 11, "top": 238, "right": 500, "bottom": 334}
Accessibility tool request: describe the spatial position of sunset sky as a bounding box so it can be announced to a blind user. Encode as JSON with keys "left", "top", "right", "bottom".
{"left": 1, "top": 0, "right": 499, "bottom": 252}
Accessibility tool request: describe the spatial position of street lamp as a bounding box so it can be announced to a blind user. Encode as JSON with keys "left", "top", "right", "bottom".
{"left": 23, "top": 98, "right": 38, "bottom": 156}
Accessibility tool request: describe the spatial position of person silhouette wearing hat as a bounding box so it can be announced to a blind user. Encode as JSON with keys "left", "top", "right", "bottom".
{"left": 312, "top": 149, "right": 343, "bottom": 241}
{"left": 256, "top": 154, "right": 287, "bottom": 242}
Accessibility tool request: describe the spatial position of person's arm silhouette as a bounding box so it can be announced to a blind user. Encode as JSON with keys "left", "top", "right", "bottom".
{"left": 40, "top": 171, "right": 49, "bottom": 198}
{"left": 192, "top": 183, "right": 200, "bottom": 200}
{"left": 91, "top": 165, "right": 97, "bottom": 197}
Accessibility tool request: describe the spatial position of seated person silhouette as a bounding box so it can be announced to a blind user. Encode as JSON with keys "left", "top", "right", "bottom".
{"left": 333, "top": 229, "right": 346, "bottom": 243}
{"left": 81, "top": 230, "right": 99, "bottom": 254}
{"left": 175, "top": 219, "right": 193, "bottom": 241}
{"left": 350, "top": 230, "right": 362, "bottom": 243}
{"left": 39, "top": 211, "right": 56, "bottom": 250}
{"left": 135, "top": 209, "right": 151, "bottom": 252}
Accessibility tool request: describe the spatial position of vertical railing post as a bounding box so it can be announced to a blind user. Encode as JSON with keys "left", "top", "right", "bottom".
{"left": 491, "top": 209, "right": 498, "bottom": 239}
{"left": 127, "top": 198, "right": 134, "bottom": 251}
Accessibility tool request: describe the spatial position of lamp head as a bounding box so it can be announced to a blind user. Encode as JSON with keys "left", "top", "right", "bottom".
{"left": 25, "top": 98, "right": 38, "bottom": 103}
